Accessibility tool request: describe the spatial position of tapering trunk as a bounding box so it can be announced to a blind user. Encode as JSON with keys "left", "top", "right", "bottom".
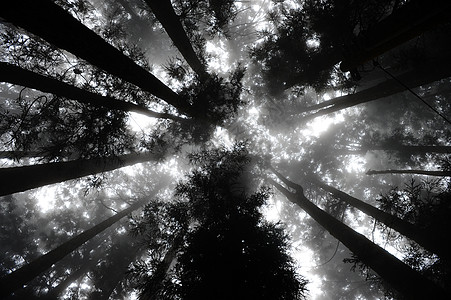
{"left": 297, "top": 56, "right": 451, "bottom": 121}
{"left": 268, "top": 174, "right": 449, "bottom": 299}
{"left": 0, "top": 201, "right": 145, "bottom": 298}
{"left": 308, "top": 176, "right": 449, "bottom": 260}
{"left": 340, "top": 0, "right": 451, "bottom": 71}
{"left": 144, "top": 0, "right": 208, "bottom": 80}
{"left": 0, "top": 152, "right": 158, "bottom": 196}
{"left": 0, "top": 62, "right": 189, "bottom": 123}
{"left": 0, "top": 0, "right": 191, "bottom": 115}
{"left": 366, "top": 169, "right": 451, "bottom": 177}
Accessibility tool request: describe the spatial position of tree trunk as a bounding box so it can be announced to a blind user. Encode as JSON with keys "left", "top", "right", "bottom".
{"left": 340, "top": 0, "right": 451, "bottom": 71}
{"left": 307, "top": 176, "right": 449, "bottom": 260}
{"left": 366, "top": 169, "right": 451, "bottom": 177}
{"left": 297, "top": 55, "right": 451, "bottom": 121}
{"left": 0, "top": 200, "right": 145, "bottom": 298}
{"left": 144, "top": 0, "right": 208, "bottom": 80}
{"left": 0, "top": 0, "right": 191, "bottom": 116}
{"left": 0, "top": 62, "right": 189, "bottom": 123}
{"left": 267, "top": 174, "right": 449, "bottom": 299}
{"left": 0, "top": 152, "right": 158, "bottom": 196}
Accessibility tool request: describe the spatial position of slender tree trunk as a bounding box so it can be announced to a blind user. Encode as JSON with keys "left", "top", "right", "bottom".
{"left": 267, "top": 174, "right": 449, "bottom": 299}
{"left": 0, "top": 152, "right": 158, "bottom": 196}
{"left": 340, "top": 0, "right": 451, "bottom": 71}
{"left": 366, "top": 169, "right": 451, "bottom": 177}
{"left": 307, "top": 176, "right": 449, "bottom": 260}
{"left": 296, "top": 55, "right": 451, "bottom": 121}
{"left": 0, "top": 200, "right": 145, "bottom": 298}
{"left": 0, "top": 0, "right": 191, "bottom": 115}
{"left": 0, "top": 62, "right": 189, "bottom": 123}
{"left": 144, "top": 0, "right": 208, "bottom": 80}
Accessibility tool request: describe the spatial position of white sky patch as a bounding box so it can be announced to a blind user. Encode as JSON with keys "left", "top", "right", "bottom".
{"left": 205, "top": 39, "right": 230, "bottom": 73}
{"left": 35, "top": 186, "right": 57, "bottom": 213}
{"left": 212, "top": 127, "right": 234, "bottom": 148}
{"left": 345, "top": 156, "right": 366, "bottom": 173}
{"left": 128, "top": 111, "right": 158, "bottom": 132}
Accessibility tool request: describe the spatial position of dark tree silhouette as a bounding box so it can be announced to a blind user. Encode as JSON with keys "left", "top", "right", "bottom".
{"left": 144, "top": 0, "right": 209, "bottom": 80}
{"left": 0, "top": 200, "right": 145, "bottom": 298}
{"left": 0, "top": 152, "right": 159, "bottom": 196}
{"left": 0, "top": 0, "right": 192, "bottom": 115}
{"left": 306, "top": 175, "right": 449, "bottom": 260}
{"left": 0, "top": 62, "right": 190, "bottom": 123}
{"left": 268, "top": 169, "right": 449, "bottom": 299}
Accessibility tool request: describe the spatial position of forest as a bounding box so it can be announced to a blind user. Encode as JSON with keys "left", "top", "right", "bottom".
{"left": 0, "top": 0, "right": 450, "bottom": 299}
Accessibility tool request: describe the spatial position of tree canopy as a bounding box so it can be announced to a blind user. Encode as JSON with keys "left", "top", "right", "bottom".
{"left": 1, "top": 0, "right": 450, "bottom": 299}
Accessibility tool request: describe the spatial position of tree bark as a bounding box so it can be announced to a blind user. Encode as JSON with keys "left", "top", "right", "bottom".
{"left": 0, "top": 152, "right": 158, "bottom": 196}
{"left": 340, "top": 0, "right": 451, "bottom": 71}
{"left": 267, "top": 174, "right": 449, "bottom": 299}
{"left": 297, "top": 56, "right": 451, "bottom": 121}
{"left": 144, "top": 0, "right": 209, "bottom": 80}
{"left": 0, "top": 62, "right": 190, "bottom": 123}
{"left": 307, "top": 176, "right": 449, "bottom": 260}
{"left": 0, "top": 200, "right": 145, "bottom": 298}
{"left": 0, "top": 0, "right": 192, "bottom": 116}
{"left": 366, "top": 169, "right": 451, "bottom": 177}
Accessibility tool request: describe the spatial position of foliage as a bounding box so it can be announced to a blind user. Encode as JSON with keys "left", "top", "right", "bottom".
{"left": 129, "top": 145, "right": 307, "bottom": 299}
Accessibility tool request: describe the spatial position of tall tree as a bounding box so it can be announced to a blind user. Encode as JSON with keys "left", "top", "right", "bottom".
{"left": 0, "top": 152, "right": 159, "bottom": 196}
{"left": 0, "top": 0, "right": 192, "bottom": 115}
{"left": 131, "top": 145, "right": 307, "bottom": 299}
{"left": 339, "top": 0, "right": 451, "bottom": 71}
{"left": 0, "top": 199, "right": 145, "bottom": 298}
{"left": 267, "top": 169, "right": 449, "bottom": 299}
{"left": 144, "top": 0, "right": 209, "bottom": 80}
{"left": 305, "top": 174, "right": 449, "bottom": 260}
{"left": 296, "top": 56, "right": 451, "bottom": 121}
{"left": 0, "top": 62, "right": 189, "bottom": 123}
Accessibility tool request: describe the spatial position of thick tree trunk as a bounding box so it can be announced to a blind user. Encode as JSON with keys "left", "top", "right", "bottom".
{"left": 297, "top": 56, "right": 451, "bottom": 121}
{"left": 0, "top": 200, "right": 145, "bottom": 298}
{"left": 144, "top": 0, "right": 208, "bottom": 80}
{"left": 340, "top": 0, "right": 451, "bottom": 71}
{"left": 267, "top": 174, "right": 449, "bottom": 299}
{"left": 0, "top": 152, "right": 158, "bottom": 196}
{"left": 308, "top": 176, "right": 449, "bottom": 260}
{"left": 0, "top": 62, "right": 189, "bottom": 123}
{"left": 0, "top": 0, "right": 191, "bottom": 115}
{"left": 366, "top": 169, "right": 451, "bottom": 177}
